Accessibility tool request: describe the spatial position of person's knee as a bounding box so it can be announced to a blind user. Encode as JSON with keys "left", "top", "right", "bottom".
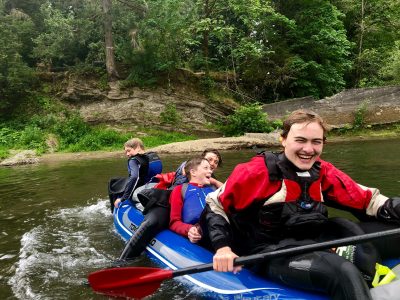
{"left": 311, "top": 252, "right": 372, "bottom": 300}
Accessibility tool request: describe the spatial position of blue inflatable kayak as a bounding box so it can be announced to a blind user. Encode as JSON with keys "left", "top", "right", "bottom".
{"left": 114, "top": 201, "right": 328, "bottom": 299}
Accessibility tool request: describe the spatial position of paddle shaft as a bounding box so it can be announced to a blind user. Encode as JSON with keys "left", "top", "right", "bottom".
{"left": 173, "top": 227, "right": 400, "bottom": 278}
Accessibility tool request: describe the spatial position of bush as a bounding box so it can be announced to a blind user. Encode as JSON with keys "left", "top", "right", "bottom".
{"left": 63, "top": 128, "right": 130, "bottom": 152}
{"left": 18, "top": 125, "right": 47, "bottom": 153}
{"left": 353, "top": 102, "right": 368, "bottom": 130}
{"left": 160, "top": 103, "right": 180, "bottom": 125}
{"left": 221, "top": 103, "right": 280, "bottom": 136}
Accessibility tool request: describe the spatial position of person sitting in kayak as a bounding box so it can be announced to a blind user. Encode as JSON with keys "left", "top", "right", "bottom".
{"left": 111, "top": 138, "right": 162, "bottom": 210}
{"left": 118, "top": 149, "right": 223, "bottom": 260}
{"left": 169, "top": 157, "right": 215, "bottom": 243}
{"left": 170, "top": 148, "right": 223, "bottom": 189}
{"left": 204, "top": 109, "right": 400, "bottom": 300}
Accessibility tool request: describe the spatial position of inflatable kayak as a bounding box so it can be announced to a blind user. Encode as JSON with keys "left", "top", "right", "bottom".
{"left": 114, "top": 201, "right": 328, "bottom": 299}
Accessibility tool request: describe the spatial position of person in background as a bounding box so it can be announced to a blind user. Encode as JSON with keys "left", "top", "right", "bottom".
{"left": 205, "top": 109, "right": 400, "bottom": 300}
{"left": 170, "top": 148, "right": 223, "bottom": 189}
{"left": 110, "top": 138, "right": 162, "bottom": 210}
{"left": 119, "top": 149, "right": 224, "bottom": 260}
{"left": 169, "top": 157, "right": 214, "bottom": 243}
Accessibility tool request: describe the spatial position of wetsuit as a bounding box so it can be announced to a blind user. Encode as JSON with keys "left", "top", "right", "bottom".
{"left": 205, "top": 152, "right": 400, "bottom": 300}
{"left": 108, "top": 152, "right": 162, "bottom": 212}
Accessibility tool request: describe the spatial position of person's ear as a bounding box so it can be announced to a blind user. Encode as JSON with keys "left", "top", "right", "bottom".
{"left": 280, "top": 136, "right": 286, "bottom": 147}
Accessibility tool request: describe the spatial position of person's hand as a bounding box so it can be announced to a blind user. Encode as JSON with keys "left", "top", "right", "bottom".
{"left": 209, "top": 177, "right": 223, "bottom": 188}
{"left": 114, "top": 198, "right": 122, "bottom": 208}
{"left": 188, "top": 226, "right": 202, "bottom": 243}
{"left": 213, "top": 246, "right": 241, "bottom": 273}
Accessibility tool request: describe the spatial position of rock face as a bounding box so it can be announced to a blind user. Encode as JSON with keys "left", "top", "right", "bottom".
{"left": 0, "top": 150, "right": 39, "bottom": 166}
{"left": 62, "top": 79, "right": 236, "bottom": 135}
{"left": 262, "top": 86, "right": 400, "bottom": 127}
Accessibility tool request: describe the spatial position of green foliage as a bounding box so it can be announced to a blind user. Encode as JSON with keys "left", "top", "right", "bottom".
{"left": 32, "top": 1, "right": 103, "bottom": 68}
{"left": 283, "top": 1, "right": 353, "bottom": 98}
{"left": 0, "top": 147, "right": 8, "bottom": 160}
{"left": 221, "top": 103, "right": 281, "bottom": 136}
{"left": 141, "top": 131, "right": 196, "bottom": 148}
{"left": 63, "top": 128, "right": 130, "bottom": 152}
{"left": 0, "top": 106, "right": 195, "bottom": 156}
{"left": 379, "top": 41, "right": 400, "bottom": 84}
{"left": 160, "top": 103, "right": 180, "bottom": 125}
{"left": 0, "top": 6, "right": 37, "bottom": 116}
{"left": 353, "top": 102, "right": 368, "bottom": 130}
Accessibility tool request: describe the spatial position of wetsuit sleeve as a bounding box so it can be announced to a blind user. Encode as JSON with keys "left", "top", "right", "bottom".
{"left": 121, "top": 159, "right": 140, "bottom": 201}
{"left": 169, "top": 185, "right": 193, "bottom": 237}
{"left": 204, "top": 203, "right": 233, "bottom": 251}
{"left": 320, "top": 160, "right": 388, "bottom": 216}
{"left": 377, "top": 197, "right": 400, "bottom": 224}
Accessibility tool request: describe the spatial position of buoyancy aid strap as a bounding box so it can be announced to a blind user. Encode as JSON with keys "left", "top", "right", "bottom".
{"left": 181, "top": 182, "right": 189, "bottom": 199}
{"left": 262, "top": 152, "right": 281, "bottom": 181}
{"left": 372, "top": 263, "right": 397, "bottom": 287}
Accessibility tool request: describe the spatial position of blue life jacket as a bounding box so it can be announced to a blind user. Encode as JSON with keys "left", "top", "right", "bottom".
{"left": 128, "top": 152, "right": 163, "bottom": 187}
{"left": 182, "top": 183, "right": 215, "bottom": 224}
{"left": 170, "top": 161, "right": 189, "bottom": 189}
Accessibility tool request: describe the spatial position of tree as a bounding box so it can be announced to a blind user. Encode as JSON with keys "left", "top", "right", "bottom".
{"left": 273, "top": 0, "right": 352, "bottom": 98}
{"left": 332, "top": 0, "right": 400, "bottom": 87}
{"left": 0, "top": 2, "right": 36, "bottom": 117}
{"left": 102, "top": 0, "right": 119, "bottom": 80}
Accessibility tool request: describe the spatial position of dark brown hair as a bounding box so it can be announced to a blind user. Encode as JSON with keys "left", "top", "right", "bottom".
{"left": 201, "top": 148, "right": 222, "bottom": 167}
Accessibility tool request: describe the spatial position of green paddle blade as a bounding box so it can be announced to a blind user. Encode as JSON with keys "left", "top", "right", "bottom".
{"left": 88, "top": 267, "right": 173, "bottom": 298}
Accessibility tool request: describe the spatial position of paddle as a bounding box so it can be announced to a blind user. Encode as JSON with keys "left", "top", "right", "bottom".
{"left": 88, "top": 227, "right": 400, "bottom": 298}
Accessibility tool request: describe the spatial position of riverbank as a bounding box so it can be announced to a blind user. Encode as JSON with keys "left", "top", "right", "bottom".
{"left": 2, "top": 130, "right": 400, "bottom": 166}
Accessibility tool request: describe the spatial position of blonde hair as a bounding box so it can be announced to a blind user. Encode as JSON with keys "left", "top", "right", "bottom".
{"left": 124, "top": 138, "right": 145, "bottom": 150}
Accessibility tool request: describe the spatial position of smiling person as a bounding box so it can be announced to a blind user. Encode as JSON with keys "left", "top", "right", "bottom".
{"left": 205, "top": 109, "right": 400, "bottom": 300}
{"left": 170, "top": 148, "right": 223, "bottom": 189}
{"left": 169, "top": 157, "right": 215, "bottom": 244}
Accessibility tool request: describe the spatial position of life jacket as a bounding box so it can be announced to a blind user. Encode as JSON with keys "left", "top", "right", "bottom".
{"left": 170, "top": 161, "right": 189, "bottom": 189}
{"left": 229, "top": 152, "right": 328, "bottom": 243}
{"left": 128, "top": 152, "right": 163, "bottom": 187}
{"left": 181, "top": 183, "right": 215, "bottom": 225}
{"left": 259, "top": 152, "right": 328, "bottom": 235}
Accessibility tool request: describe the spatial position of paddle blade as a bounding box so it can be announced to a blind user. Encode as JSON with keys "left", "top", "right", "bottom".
{"left": 88, "top": 267, "right": 173, "bottom": 299}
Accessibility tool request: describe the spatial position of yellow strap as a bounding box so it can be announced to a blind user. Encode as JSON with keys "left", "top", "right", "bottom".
{"left": 372, "top": 263, "right": 397, "bottom": 287}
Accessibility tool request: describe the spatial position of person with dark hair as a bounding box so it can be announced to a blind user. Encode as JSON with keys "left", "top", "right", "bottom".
{"left": 171, "top": 148, "right": 223, "bottom": 189}
{"left": 205, "top": 109, "right": 400, "bottom": 300}
{"left": 169, "top": 157, "right": 215, "bottom": 243}
{"left": 118, "top": 149, "right": 223, "bottom": 260}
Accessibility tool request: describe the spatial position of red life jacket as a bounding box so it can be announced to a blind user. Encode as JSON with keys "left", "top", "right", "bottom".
{"left": 230, "top": 152, "right": 328, "bottom": 241}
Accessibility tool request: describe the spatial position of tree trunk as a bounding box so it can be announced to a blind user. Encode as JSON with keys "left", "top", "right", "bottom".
{"left": 103, "top": 0, "right": 119, "bottom": 81}
{"left": 356, "top": 0, "right": 365, "bottom": 85}
{"left": 202, "top": 0, "right": 211, "bottom": 75}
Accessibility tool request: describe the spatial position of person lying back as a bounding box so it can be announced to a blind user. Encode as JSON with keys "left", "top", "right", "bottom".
{"left": 169, "top": 157, "right": 215, "bottom": 243}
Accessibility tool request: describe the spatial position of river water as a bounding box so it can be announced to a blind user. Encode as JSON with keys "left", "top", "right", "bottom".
{"left": 1, "top": 139, "right": 400, "bottom": 299}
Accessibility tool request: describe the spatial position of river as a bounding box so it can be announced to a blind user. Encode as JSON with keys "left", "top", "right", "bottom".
{"left": 1, "top": 139, "right": 399, "bottom": 299}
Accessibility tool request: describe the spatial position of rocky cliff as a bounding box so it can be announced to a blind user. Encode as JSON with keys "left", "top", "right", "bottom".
{"left": 262, "top": 86, "right": 400, "bottom": 127}
{"left": 60, "top": 74, "right": 237, "bottom": 136}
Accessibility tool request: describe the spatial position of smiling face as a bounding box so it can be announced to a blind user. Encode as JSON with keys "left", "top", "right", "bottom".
{"left": 281, "top": 121, "right": 324, "bottom": 170}
{"left": 190, "top": 159, "right": 212, "bottom": 186}
{"left": 203, "top": 152, "right": 219, "bottom": 172}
